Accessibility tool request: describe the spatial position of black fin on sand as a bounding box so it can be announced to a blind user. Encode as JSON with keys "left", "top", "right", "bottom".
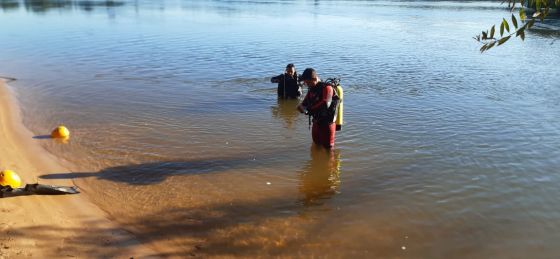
{"left": 25, "top": 184, "right": 80, "bottom": 195}
{"left": 1, "top": 184, "right": 79, "bottom": 198}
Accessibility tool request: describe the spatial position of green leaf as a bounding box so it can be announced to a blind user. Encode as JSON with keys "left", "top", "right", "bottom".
{"left": 527, "top": 18, "right": 535, "bottom": 29}
{"left": 490, "top": 25, "right": 495, "bottom": 39}
{"left": 519, "top": 8, "right": 526, "bottom": 21}
{"left": 482, "top": 31, "right": 488, "bottom": 40}
{"left": 480, "top": 44, "right": 488, "bottom": 52}
{"left": 487, "top": 41, "right": 497, "bottom": 51}
{"left": 519, "top": 30, "right": 525, "bottom": 41}
{"left": 516, "top": 27, "right": 522, "bottom": 35}
{"left": 503, "top": 18, "right": 510, "bottom": 33}
{"left": 512, "top": 14, "right": 518, "bottom": 29}
{"left": 541, "top": 9, "right": 547, "bottom": 21}
{"left": 497, "top": 35, "right": 512, "bottom": 46}
{"left": 500, "top": 21, "right": 505, "bottom": 36}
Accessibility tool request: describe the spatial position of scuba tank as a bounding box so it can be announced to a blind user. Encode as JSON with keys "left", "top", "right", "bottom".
{"left": 334, "top": 82, "right": 343, "bottom": 131}
{"left": 325, "top": 78, "right": 344, "bottom": 131}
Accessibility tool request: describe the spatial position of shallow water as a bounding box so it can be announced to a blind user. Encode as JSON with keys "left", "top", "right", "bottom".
{"left": 1, "top": 0, "right": 560, "bottom": 257}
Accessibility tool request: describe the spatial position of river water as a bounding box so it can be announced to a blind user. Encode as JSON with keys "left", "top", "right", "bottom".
{"left": 1, "top": 0, "right": 560, "bottom": 257}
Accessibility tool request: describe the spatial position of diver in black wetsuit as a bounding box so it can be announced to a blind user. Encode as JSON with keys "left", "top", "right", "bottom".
{"left": 271, "top": 63, "right": 302, "bottom": 99}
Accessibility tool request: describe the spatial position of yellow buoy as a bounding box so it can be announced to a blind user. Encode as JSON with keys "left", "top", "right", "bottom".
{"left": 51, "top": 125, "right": 70, "bottom": 139}
{"left": 0, "top": 170, "right": 22, "bottom": 188}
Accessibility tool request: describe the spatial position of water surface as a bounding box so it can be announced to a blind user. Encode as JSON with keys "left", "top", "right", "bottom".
{"left": 1, "top": 0, "right": 560, "bottom": 257}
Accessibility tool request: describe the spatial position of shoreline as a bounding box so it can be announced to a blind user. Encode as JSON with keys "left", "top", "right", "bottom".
{"left": 0, "top": 79, "right": 157, "bottom": 257}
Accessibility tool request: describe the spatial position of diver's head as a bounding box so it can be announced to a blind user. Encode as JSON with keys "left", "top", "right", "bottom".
{"left": 285, "top": 63, "right": 296, "bottom": 77}
{"left": 301, "top": 68, "right": 318, "bottom": 87}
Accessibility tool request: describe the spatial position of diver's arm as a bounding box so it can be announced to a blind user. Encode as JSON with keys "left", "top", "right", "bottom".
{"left": 270, "top": 74, "right": 283, "bottom": 83}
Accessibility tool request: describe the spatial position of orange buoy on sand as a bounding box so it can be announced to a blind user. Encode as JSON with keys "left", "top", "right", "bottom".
{"left": 51, "top": 125, "right": 70, "bottom": 139}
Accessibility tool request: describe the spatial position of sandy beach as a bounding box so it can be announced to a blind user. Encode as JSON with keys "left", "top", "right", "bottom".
{"left": 0, "top": 79, "right": 156, "bottom": 258}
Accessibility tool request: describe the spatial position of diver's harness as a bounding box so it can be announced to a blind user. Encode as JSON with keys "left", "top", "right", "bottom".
{"left": 304, "top": 78, "right": 341, "bottom": 131}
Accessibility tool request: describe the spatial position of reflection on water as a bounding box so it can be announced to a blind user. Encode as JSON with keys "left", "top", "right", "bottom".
{"left": 0, "top": 0, "right": 126, "bottom": 13}
{"left": 271, "top": 98, "right": 300, "bottom": 129}
{"left": 299, "top": 146, "right": 341, "bottom": 206}
{"left": 26, "top": 0, "right": 124, "bottom": 10}
{"left": 0, "top": 0, "right": 19, "bottom": 10}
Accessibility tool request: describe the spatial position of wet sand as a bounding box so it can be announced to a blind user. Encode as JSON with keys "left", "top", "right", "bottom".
{"left": 0, "top": 79, "right": 156, "bottom": 258}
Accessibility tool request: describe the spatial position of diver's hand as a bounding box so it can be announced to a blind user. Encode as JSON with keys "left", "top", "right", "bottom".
{"left": 297, "top": 104, "right": 306, "bottom": 114}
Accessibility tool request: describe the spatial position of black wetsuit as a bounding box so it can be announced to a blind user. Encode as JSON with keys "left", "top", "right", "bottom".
{"left": 271, "top": 73, "right": 301, "bottom": 98}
